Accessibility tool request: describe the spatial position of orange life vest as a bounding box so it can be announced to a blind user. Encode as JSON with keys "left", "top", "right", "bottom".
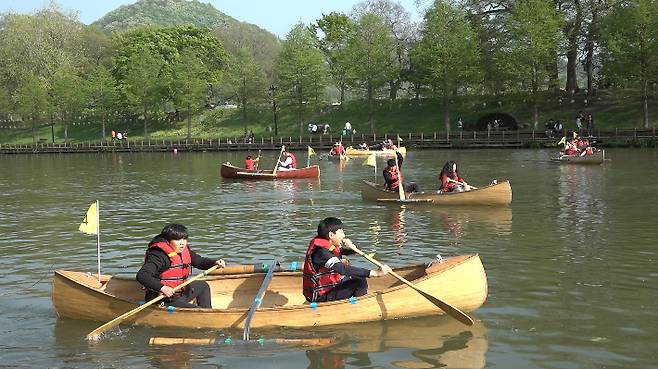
{"left": 288, "top": 152, "right": 297, "bottom": 168}
{"left": 383, "top": 166, "right": 400, "bottom": 191}
{"left": 245, "top": 158, "right": 255, "bottom": 170}
{"left": 302, "top": 237, "right": 344, "bottom": 302}
{"left": 147, "top": 241, "right": 192, "bottom": 293}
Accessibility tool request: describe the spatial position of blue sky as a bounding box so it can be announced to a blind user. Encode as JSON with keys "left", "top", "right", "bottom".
{"left": 0, "top": 0, "right": 424, "bottom": 38}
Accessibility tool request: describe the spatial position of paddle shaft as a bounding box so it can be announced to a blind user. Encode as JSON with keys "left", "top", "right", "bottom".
{"left": 349, "top": 244, "right": 473, "bottom": 326}
{"left": 86, "top": 264, "right": 220, "bottom": 340}
{"left": 393, "top": 150, "right": 406, "bottom": 200}
{"left": 208, "top": 263, "right": 298, "bottom": 275}
{"left": 255, "top": 149, "right": 262, "bottom": 170}
{"left": 272, "top": 146, "right": 285, "bottom": 175}
{"left": 447, "top": 177, "right": 478, "bottom": 190}
{"left": 243, "top": 259, "right": 278, "bottom": 340}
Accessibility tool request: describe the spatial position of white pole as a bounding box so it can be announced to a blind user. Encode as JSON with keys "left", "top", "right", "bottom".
{"left": 374, "top": 159, "right": 377, "bottom": 183}
{"left": 307, "top": 149, "right": 310, "bottom": 168}
{"left": 96, "top": 199, "right": 101, "bottom": 283}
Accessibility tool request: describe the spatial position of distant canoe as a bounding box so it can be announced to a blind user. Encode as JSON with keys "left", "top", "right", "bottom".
{"left": 51, "top": 254, "right": 487, "bottom": 330}
{"left": 551, "top": 150, "right": 605, "bottom": 164}
{"left": 220, "top": 163, "right": 320, "bottom": 179}
{"left": 361, "top": 180, "right": 512, "bottom": 206}
{"left": 346, "top": 146, "right": 407, "bottom": 157}
{"left": 319, "top": 153, "right": 348, "bottom": 161}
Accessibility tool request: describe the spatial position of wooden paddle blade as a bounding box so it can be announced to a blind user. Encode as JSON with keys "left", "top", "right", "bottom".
{"left": 243, "top": 260, "right": 279, "bottom": 341}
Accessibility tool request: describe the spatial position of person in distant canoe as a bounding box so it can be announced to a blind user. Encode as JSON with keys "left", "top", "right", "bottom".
{"left": 245, "top": 155, "right": 259, "bottom": 170}
{"left": 383, "top": 152, "right": 421, "bottom": 193}
{"left": 358, "top": 142, "right": 369, "bottom": 150}
{"left": 278, "top": 150, "right": 297, "bottom": 170}
{"left": 329, "top": 142, "right": 346, "bottom": 156}
{"left": 303, "top": 217, "right": 391, "bottom": 302}
{"left": 136, "top": 224, "right": 226, "bottom": 308}
{"left": 439, "top": 161, "right": 471, "bottom": 193}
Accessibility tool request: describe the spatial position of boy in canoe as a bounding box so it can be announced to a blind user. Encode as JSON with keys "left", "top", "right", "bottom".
{"left": 137, "top": 224, "right": 226, "bottom": 308}
{"left": 383, "top": 153, "right": 421, "bottom": 193}
{"left": 303, "top": 217, "right": 391, "bottom": 302}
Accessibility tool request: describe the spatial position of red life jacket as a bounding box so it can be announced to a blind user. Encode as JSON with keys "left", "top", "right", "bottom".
{"left": 441, "top": 173, "right": 462, "bottom": 193}
{"left": 302, "top": 237, "right": 344, "bottom": 302}
{"left": 245, "top": 158, "right": 255, "bottom": 170}
{"left": 384, "top": 166, "right": 400, "bottom": 191}
{"left": 147, "top": 241, "right": 192, "bottom": 292}
{"left": 288, "top": 152, "right": 297, "bottom": 168}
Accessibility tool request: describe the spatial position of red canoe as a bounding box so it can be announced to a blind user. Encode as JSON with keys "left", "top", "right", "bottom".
{"left": 220, "top": 163, "right": 320, "bottom": 179}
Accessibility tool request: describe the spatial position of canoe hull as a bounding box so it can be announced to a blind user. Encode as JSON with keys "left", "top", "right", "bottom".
{"left": 551, "top": 150, "right": 605, "bottom": 164}
{"left": 361, "top": 180, "right": 512, "bottom": 206}
{"left": 220, "top": 163, "right": 320, "bottom": 179}
{"left": 52, "top": 254, "right": 487, "bottom": 330}
{"left": 346, "top": 146, "right": 406, "bottom": 157}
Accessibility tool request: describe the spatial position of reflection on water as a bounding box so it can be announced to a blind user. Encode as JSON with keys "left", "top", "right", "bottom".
{"left": 3, "top": 149, "right": 658, "bottom": 368}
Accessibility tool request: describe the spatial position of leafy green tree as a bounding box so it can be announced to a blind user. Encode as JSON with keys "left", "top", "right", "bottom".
{"left": 170, "top": 50, "right": 211, "bottom": 139}
{"left": 275, "top": 23, "right": 329, "bottom": 135}
{"left": 223, "top": 48, "right": 268, "bottom": 121}
{"left": 313, "top": 12, "right": 355, "bottom": 105}
{"left": 51, "top": 68, "right": 87, "bottom": 143}
{"left": 412, "top": 0, "right": 480, "bottom": 133}
{"left": 345, "top": 14, "right": 396, "bottom": 133}
{"left": 507, "top": 0, "right": 565, "bottom": 128}
{"left": 14, "top": 75, "right": 49, "bottom": 144}
{"left": 603, "top": 0, "right": 658, "bottom": 128}
{"left": 86, "top": 66, "right": 120, "bottom": 139}
{"left": 123, "top": 49, "right": 167, "bottom": 139}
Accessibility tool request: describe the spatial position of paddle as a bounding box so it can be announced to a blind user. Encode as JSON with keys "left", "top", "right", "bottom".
{"left": 346, "top": 243, "right": 474, "bottom": 326}
{"left": 393, "top": 150, "right": 406, "bottom": 200}
{"left": 243, "top": 259, "right": 279, "bottom": 341}
{"left": 447, "top": 177, "right": 478, "bottom": 190}
{"left": 254, "top": 149, "right": 262, "bottom": 170}
{"left": 272, "top": 146, "right": 285, "bottom": 175}
{"left": 149, "top": 336, "right": 336, "bottom": 347}
{"left": 86, "top": 264, "right": 221, "bottom": 341}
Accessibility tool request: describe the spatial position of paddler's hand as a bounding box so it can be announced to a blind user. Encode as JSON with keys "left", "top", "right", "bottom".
{"left": 160, "top": 285, "right": 175, "bottom": 297}
{"left": 369, "top": 264, "right": 392, "bottom": 278}
{"left": 215, "top": 259, "right": 226, "bottom": 268}
{"left": 341, "top": 238, "right": 355, "bottom": 251}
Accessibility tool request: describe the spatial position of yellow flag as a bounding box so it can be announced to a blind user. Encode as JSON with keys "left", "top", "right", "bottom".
{"left": 79, "top": 202, "right": 98, "bottom": 235}
{"left": 308, "top": 146, "right": 316, "bottom": 156}
{"left": 363, "top": 153, "right": 376, "bottom": 167}
{"left": 573, "top": 132, "right": 578, "bottom": 138}
{"left": 557, "top": 137, "right": 566, "bottom": 146}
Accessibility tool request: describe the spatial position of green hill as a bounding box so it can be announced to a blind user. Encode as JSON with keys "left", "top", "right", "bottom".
{"left": 93, "top": 0, "right": 236, "bottom": 32}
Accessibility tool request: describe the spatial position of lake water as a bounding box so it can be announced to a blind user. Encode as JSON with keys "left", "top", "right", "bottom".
{"left": 1, "top": 148, "right": 657, "bottom": 369}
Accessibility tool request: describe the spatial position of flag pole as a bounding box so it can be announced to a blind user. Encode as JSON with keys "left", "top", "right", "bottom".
{"left": 96, "top": 200, "right": 101, "bottom": 283}
{"left": 374, "top": 158, "right": 377, "bottom": 183}
{"left": 307, "top": 148, "right": 310, "bottom": 168}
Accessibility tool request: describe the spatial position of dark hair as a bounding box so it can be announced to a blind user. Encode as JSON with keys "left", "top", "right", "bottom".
{"left": 246, "top": 155, "right": 252, "bottom": 159}
{"left": 159, "top": 223, "right": 188, "bottom": 241}
{"left": 387, "top": 158, "right": 396, "bottom": 167}
{"left": 439, "top": 160, "right": 458, "bottom": 178}
{"left": 317, "top": 217, "right": 343, "bottom": 239}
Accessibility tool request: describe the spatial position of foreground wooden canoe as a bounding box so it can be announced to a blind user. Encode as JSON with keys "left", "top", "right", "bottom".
{"left": 346, "top": 146, "right": 406, "bottom": 157}
{"left": 52, "top": 254, "right": 487, "bottom": 330}
{"left": 361, "top": 180, "right": 512, "bottom": 206}
{"left": 551, "top": 149, "right": 605, "bottom": 164}
{"left": 220, "top": 163, "right": 320, "bottom": 179}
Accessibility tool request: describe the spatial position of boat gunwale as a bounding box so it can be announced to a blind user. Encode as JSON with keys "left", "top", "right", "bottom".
{"left": 53, "top": 254, "right": 480, "bottom": 314}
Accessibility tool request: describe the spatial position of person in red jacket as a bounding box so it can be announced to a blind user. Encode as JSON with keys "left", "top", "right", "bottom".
{"left": 439, "top": 161, "right": 471, "bottom": 193}
{"left": 245, "top": 155, "right": 259, "bottom": 170}
{"left": 302, "top": 217, "right": 391, "bottom": 302}
{"left": 136, "top": 224, "right": 225, "bottom": 308}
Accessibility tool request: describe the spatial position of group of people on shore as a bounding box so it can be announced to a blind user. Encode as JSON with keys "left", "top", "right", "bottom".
{"left": 111, "top": 130, "right": 128, "bottom": 141}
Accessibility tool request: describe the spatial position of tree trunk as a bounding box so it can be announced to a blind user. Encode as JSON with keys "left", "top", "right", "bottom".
{"left": 143, "top": 105, "right": 149, "bottom": 139}
{"left": 443, "top": 71, "right": 450, "bottom": 136}
{"left": 532, "top": 64, "right": 539, "bottom": 130}
{"left": 31, "top": 118, "right": 37, "bottom": 145}
{"left": 187, "top": 103, "right": 192, "bottom": 139}
{"left": 584, "top": 2, "right": 599, "bottom": 97}
{"left": 242, "top": 77, "right": 248, "bottom": 120}
{"left": 547, "top": 50, "right": 560, "bottom": 93}
{"left": 339, "top": 83, "right": 345, "bottom": 106}
{"left": 102, "top": 114, "right": 106, "bottom": 140}
{"left": 389, "top": 80, "right": 399, "bottom": 100}
{"left": 643, "top": 79, "right": 649, "bottom": 128}
{"left": 565, "top": 0, "right": 582, "bottom": 94}
{"left": 368, "top": 84, "right": 375, "bottom": 134}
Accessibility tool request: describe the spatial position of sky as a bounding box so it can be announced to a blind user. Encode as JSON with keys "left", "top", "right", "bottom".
{"left": 0, "top": 0, "right": 424, "bottom": 38}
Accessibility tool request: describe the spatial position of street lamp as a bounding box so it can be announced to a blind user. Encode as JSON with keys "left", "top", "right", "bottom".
{"left": 269, "top": 84, "right": 278, "bottom": 136}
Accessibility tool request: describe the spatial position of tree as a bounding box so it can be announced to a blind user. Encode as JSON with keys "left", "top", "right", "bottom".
{"left": 170, "top": 50, "right": 211, "bottom": 139}
{"left": 51, "top": 68, "right": 86, "bottom": 143}
{"left": 507, "top": 0, "right": 565, "bottom": 129}
{"left": 345, "top": 14, "right": 397, "bottom": 133}
{"left": 14, "top": 75, "right": 49, "bottom": 144}
{"left": 411, "top": 0, "right": 480, "bottom": 134}
{"left": 122, "top": 49, "right": 166, "bottom": 139}
{"left": 313, "top": 12, "right": 355, "bottom": 105}
{"left": 603, "top": 0, "right": 658, "bottom": 128}
{"left": 275, "top": 23, "right": 329, "bottom": 135}
{"left": 86, "top": 65, "right": 119, "bottom": 139}
{"left": 223, "top": 48, "right": 267, "bottom": 121}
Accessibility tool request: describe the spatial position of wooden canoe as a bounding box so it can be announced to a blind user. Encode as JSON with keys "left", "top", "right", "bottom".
{"left": 346, "top": 146, "right": 407, "bottom": 157}
{"left": 361, "top": 180, "right": 512, "bottom": 206}
{"left": 551, "top": 149, "right": 605, "bottom": 164}
{"left": 51, "top": 254, "right": 487, "bottom": 330}
{"left": 220, "top": 163, "right": 320, "bottom": 179}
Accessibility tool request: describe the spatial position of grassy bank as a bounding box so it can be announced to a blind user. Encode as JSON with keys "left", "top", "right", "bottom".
{"left": 1, "top": 89, "right": 656, "bottom": 144}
